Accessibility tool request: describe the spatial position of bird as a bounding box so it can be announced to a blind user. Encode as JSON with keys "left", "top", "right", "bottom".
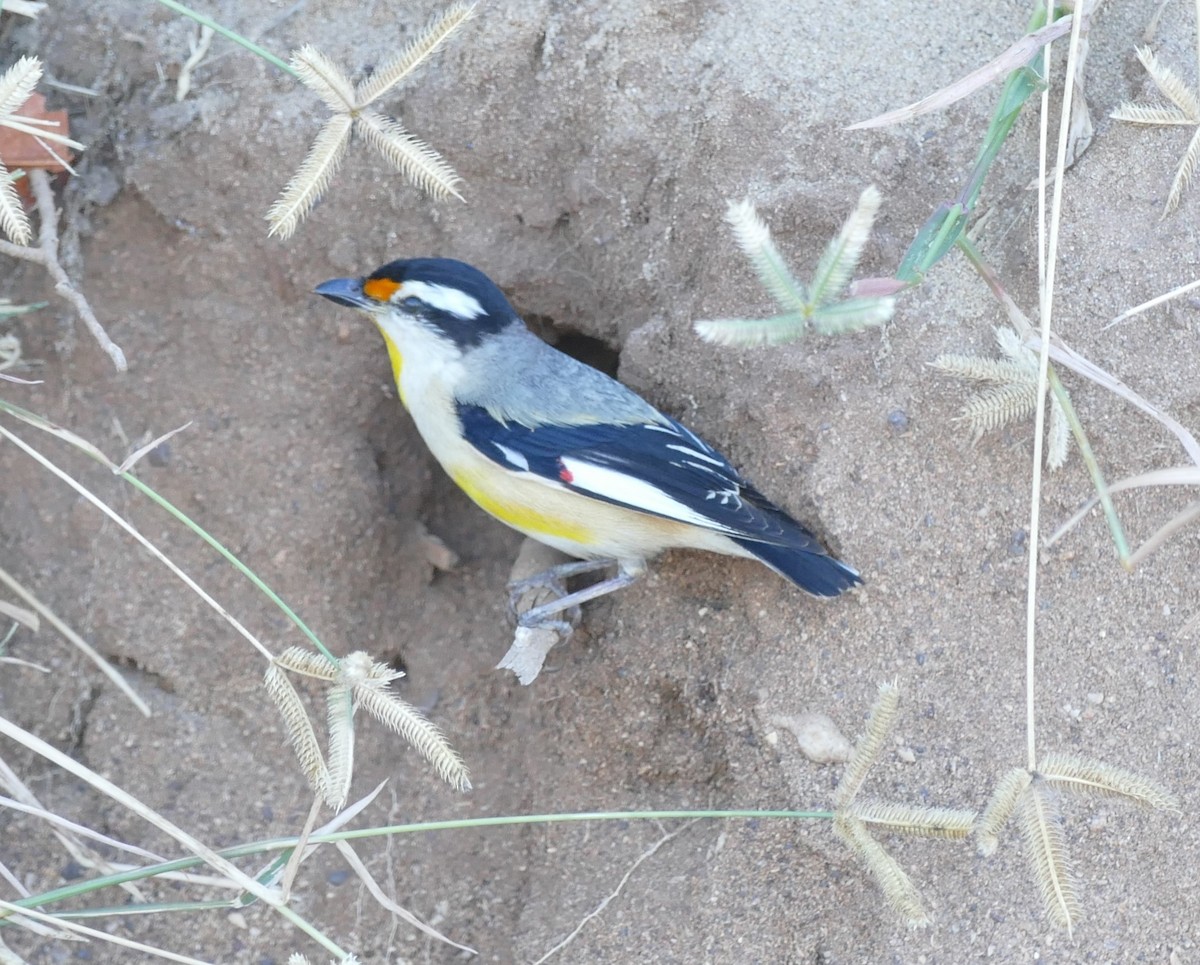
{"left": 315, "top": 257, "right": 861, "bottom": 631}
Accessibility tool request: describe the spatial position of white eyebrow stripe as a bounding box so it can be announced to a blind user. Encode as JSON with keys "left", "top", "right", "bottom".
{"left": 400, "top": 280, "right": 485, "bottom": 320}
{"left": 666, "top": 443, "right": 723, "bottom": 466}
{"left": 494, "top": 443, "right": 529, "bottom": 470}
{"left": 560, "top": 457, "right": 732, "bottom": 532}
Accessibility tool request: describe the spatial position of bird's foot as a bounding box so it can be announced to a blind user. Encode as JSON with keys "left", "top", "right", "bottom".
{"left": 506, "top": 559, "right": 615, "bottom": 629}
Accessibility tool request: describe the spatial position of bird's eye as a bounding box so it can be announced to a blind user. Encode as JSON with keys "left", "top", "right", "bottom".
{"left": 400, "top": 296, "right": 424, "bottom": 311}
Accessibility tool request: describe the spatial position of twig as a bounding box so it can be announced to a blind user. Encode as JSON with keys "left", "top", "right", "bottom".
{"left": 1025, "top": 0, "right": 1086, "bottom": 772}
{"left": 2, "top": 0, "right": 48, "bottom": 17}
{"left": 1105, "top": 276, "right": 1200, "bottom": 328}
{"left": 0, "top": 422, "right": 275, "bottom": 663}
{"left": 847, "top": 16, "right": 1076, "bottom": 130}
{"left": 175, "top": 24, "right": 215, "bottom": 101}
{"left": 0, "top": 564, "right": 151, "bottom": 715}
{"left": 532, "top": 821, "right": 696, "bottom": 964}
{"left": 0, "top": 170, "right": 126, "bottom": 371}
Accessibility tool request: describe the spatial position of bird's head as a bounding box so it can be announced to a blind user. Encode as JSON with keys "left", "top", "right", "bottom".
{"left": 315, "top": 258, "right": 519, "bottom": 356}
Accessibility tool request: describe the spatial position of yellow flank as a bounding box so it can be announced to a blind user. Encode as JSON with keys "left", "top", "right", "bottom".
{"left": 375, "top": 324, "right": 408, "bottom": 407}
{"left": 449, "top": 464, "right": 595, "bottom": 545}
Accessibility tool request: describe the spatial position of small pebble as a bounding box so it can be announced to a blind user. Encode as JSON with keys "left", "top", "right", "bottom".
{"left": 415, "top": 522, "right": 459, "bottom": 572}
{"left": 60, "top": 860, "right": 86, "bottom": 881}
{"left": 148, "top": 442, "right": 172, "bottom": 467}
{"left": 770, "top": 712, "right": 853, "bottom": 764}
{"left": 887, "top": 408, "right": 909, "bottom": 432}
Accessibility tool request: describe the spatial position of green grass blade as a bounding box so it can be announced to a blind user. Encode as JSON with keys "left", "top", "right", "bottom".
{"left": 149, "top": 0, "right": 295, "bottom": 76}
{"left": 895, "top": 201, "right": 967, "bottom": 283}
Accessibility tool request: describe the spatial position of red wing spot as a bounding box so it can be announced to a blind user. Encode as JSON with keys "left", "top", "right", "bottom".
{"left": 558, "top": 464, "right": 574, "bottom": 483}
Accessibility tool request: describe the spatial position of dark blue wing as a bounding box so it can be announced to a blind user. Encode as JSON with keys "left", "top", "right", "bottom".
{"left": 456, "top": 402, "right": 862, "bottom": 596}
{"left": 457, "top": 403, "right": 809, "bottom": 544}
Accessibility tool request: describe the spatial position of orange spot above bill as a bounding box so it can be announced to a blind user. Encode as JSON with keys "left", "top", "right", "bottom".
{"left": 362, "top": 277, "right": 402, "bottom": 302}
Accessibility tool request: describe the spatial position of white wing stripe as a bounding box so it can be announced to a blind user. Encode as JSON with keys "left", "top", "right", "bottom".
{"left": 666, "top": 443, "right": 724, "bottom": 466}
{"left": 494, "top": 443, "right": 529, "bottom": 470}
{"left": 560, "top": 457, "right": 733, "bottom": 532}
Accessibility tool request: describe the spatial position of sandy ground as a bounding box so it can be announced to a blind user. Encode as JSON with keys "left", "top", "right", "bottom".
{"left": 2, "top": 0, "right": 1199, "bottom": 961}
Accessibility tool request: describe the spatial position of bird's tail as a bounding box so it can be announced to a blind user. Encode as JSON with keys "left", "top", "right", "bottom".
{"left": 730, "top": 535, "right": 862, "bottom": 598}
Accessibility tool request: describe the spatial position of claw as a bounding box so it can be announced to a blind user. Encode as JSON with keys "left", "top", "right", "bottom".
{"left": 506, "top": 559, "right": 616, "bottom": 628}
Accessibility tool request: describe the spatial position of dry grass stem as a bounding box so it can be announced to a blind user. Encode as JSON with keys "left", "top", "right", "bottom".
{"left": 532, "top": 822, "right": 696, "bottom": 963}
{"left": 1106, "top": 275, "right": 1200, "bottom": 326}
{"left": 0, "top": 170, "right": 125, "bottom": 371}
{"left": 834, "top": 680, "right": 899, "bottom": 810}
{"left": 245, "top": 781, "right": 389, "bottom": 909}
{"left": 973, "top": 259, "right": 1200, "bottom": 464}
{"left": 0, "top": 755, "right": 155, "bottom": 901}
{"left": 1128, "top": 497, "right": 1200, "bottom": 563}
{"left": 0, "top": 714, "right": 284, "bottom": 907}
{"left": 0, "top": 598, "right": 37, "bottom": 631}
{"left": 268, "top": 646, "right": 470, "bottom": 808}
{"left": 4, "top": 1, "right": 47, "bottom": 17}
{"left": 1017, "top": 784, "right": 1080, "bottom": 933}
{"left": 0, "top": 788, "right": 159, "bottom": 859}
{"left": 833, "top": 816, "right": 930, "bottom": 927}
{"left": 976, "top": 750, "right": 1174, "bottom": 931}
{"left": 845, "top": 801, "right": 976, "bottom": 839}
{"left": 932, "top": 325, "right": 1071, "bottom": 468}
{"left": 335, "top": 840, "right": 477, "bottom": 955}
{"left": 1112, "top": 39, "right": 1200, "bottom": 214}
{"left": 1038, "top": 752, "right": 1181, "bottom": 811}
{"left": 0, "top": 563, "right": 149, "bottom": 714}
{"left": 324, "top": 682, "right": 355, "bottom": 809}
{"left": 0, "top": 421, "right": 274, "bottom": 664}
{"left": 267, "top": 2, "right": 476, "bottom": 237}
{"left": 977, "top": 767, "right": 1033, "bottom": 856}
{"left": 175, "top": 24, "right": 214, "bottom": 102}
{"left": 1046, "top": 465, "right": 1200, "bottom": 560}
{"left": 847, "top": 16, "right": 1077, "bottom": 130}
{"left": 0, "top": 898, "right": 212, "bottom": 963}
{"left": 265, "top": 662, "right": 328, "bottom": 793}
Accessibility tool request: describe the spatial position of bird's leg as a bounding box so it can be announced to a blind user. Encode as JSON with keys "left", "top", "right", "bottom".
{"left": 514, "top": 559, "right": 643, "bottom": 630}
{"left": 506, "top": 558, "right": 617, "bottom": 613}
